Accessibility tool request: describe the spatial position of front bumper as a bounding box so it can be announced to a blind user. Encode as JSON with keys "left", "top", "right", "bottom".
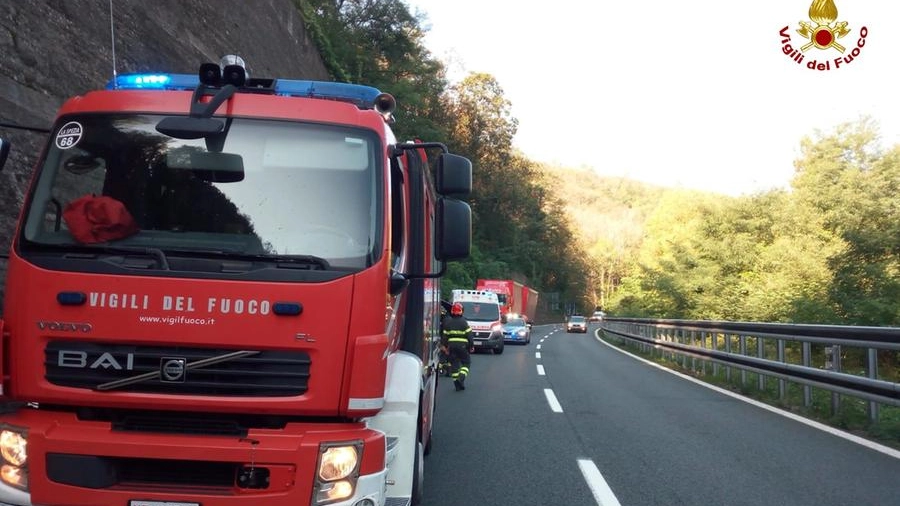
{"left": 472, "top": 331, "right": 503, "bottom": 350}
{"left": 503, "top": 331, "right": 529, "bottom": 343}
{"left": 0, "top": 408, "right": 386, "bottom": 506}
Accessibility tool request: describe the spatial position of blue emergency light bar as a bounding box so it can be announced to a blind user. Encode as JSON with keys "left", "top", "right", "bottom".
{"left": 106, "top": 73, "right": 383, "bottom": 108}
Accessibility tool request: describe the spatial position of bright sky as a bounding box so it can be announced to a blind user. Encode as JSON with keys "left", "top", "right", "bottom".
{"left": 404, "top": 0, "right": 899, "bottom": 196}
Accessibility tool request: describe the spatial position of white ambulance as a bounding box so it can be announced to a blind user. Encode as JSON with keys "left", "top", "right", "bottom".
{"left": 450, "top": 289, "right": 504, "bottom": 354}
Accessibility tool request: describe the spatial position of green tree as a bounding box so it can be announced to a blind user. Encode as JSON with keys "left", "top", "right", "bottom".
{"left": 793, "top": 118, "right": 900, "bottom": 325}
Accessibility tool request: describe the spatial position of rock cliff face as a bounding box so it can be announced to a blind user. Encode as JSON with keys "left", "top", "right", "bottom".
{"left": 0, "top": 0, "right": 328, "bottom": 312}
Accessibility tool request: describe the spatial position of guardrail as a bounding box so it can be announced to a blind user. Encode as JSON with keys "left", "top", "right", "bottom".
{"left": 600, "top": 318, "right": 900, "bottom": 422}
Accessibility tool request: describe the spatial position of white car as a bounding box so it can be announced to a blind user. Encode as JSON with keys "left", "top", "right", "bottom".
{"left": 566, "top": 315, "right": 588, "bottom": 333}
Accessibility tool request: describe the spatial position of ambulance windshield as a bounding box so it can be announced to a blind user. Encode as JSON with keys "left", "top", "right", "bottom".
{"left": 458, "top": 302, "right": 501, "bottom": 322}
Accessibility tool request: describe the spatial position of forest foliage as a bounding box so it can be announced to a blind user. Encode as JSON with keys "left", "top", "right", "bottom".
{"left": 299, "top": 0, "right": 899, "bottom": 325}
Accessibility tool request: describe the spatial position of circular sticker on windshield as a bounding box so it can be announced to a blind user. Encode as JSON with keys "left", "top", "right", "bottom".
{"left": 55, "top": 121, "right": 83, "bottom": 149}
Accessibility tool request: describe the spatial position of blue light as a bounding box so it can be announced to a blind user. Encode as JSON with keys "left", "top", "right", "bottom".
{"left": 273, "top": 302, "right": 303, "bottom": 316}
{"left": 57, "top": 291, "right": 87, "bottom": 305}
{"left": 106, "top": 73, "right": 198, "bottom": 90}
{"left": 274, "top": 80, "right": 382, "bottom": 107}
{"left": 105, "top": 72, "right": 384, "bottom": 108}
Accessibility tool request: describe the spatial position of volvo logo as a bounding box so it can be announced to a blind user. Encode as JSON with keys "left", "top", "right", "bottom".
{"left": 160, "top": 357, "right": 187, "bottom": 382}
{"left": 38, "top": 321, "right": 92, "bottom": 333}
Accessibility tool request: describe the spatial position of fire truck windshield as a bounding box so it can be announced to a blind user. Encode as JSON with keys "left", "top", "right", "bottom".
{"left": 21, "top": 114, "right": 383, "bottom": 270}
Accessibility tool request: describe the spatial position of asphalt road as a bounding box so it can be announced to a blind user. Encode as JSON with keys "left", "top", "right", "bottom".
{"left": 421, "top": 323, "right": 900, "bottom": 506}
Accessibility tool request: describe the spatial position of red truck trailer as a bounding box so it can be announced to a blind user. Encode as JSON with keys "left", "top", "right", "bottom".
{"left": 475, "top": 279, "right": 539, "bottom": 322}
{"left": 0, "top": 56, "right": 472, "bottom": 506}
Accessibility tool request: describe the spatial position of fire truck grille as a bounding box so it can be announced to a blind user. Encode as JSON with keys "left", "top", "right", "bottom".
{"left": 45, "top": 341, "right": 310, "bottom": 396}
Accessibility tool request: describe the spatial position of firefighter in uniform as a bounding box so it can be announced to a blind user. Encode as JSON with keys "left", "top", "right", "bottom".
{"left": 441, "top": 302, "right": 473, "bottom": 391}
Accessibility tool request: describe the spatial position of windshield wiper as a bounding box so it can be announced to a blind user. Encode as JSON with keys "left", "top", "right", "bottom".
{"left": 40, "top": 243, "right": 171, "bottom": 270}
{"left": 92, "top": 245, "right": 171, "bottom": 270}
{"left": 227, "top": 253, "right": 330, "bottom": 270}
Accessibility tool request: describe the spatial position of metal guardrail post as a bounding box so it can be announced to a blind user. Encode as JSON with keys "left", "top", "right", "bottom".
{"left": 740, "top": 335, "right": 747, "bottom": 387}
{"left": 713, "top": 332, "right": 719, "bottom": 377}
{"left": 724, "top": 333, "right": 732, "bottom": 381}
{"left": 777, "top": 339, "right": 786, "bottom": 400}
{"left": 691, "top": 330, "right": 697, "bottom": 371}
{"left": 802, "top": 342, "right": 811, "bottom": 407}
{"left": 757, "top": 336, "right": 766, "bottom": 392}
{"left": 830, "top": 345, "right": 842, "bottom": 415}
{"left": 700, "top": 331, "right": 707, "bottom": 376}
{"left": 867, "top": 348, "right": 879, "bottom": 423}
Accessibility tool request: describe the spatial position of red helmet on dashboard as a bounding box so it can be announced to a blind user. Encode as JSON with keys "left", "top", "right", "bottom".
{"left": 450, "top": 302, "right": 464, "bottom": 316}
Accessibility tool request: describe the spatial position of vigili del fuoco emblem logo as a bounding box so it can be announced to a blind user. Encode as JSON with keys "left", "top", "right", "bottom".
{"left": 779, "top": 0, "right": 867, "bottom": 71}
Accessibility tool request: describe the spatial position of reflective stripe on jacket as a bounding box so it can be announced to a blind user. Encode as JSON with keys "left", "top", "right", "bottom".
{"left": 441, "top": 315, "right": 472, "bottom": 347}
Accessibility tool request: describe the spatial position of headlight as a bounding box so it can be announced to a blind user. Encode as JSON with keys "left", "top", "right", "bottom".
{"left": 491, "top": 324, "right": 503, "bottom": 333}
{"left": 314, "top": 442, "right": 362, "bottom": 505}
{"left": 0, "top": 465, "right": 27, "bottom": 490}
{"left": 318, "top": 444, "right": 359, "bottom": 482}
{"left": 517, "top": 330, "right": 526, "bottom": 336}
{"left": 0, "top": 430, "right": 27, "bottom": 467}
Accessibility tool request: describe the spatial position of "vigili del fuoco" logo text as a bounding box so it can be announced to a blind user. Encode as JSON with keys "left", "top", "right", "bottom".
{"left": 779, "top": 0, "right": 867, "bottom": 71}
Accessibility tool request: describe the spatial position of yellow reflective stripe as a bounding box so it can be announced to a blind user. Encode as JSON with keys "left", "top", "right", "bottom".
{"left": 443, "top": 329, "right": 468, "bottom": 335}
{"left": 448, "top": 338, "right": 469, "bottom": 343}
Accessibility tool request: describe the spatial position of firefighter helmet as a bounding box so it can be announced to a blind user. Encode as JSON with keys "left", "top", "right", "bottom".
{"left": 450, "top": 302, "right": 463, "bottom": 316}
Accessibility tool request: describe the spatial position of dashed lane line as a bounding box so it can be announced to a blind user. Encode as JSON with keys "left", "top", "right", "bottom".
{"left": 544, "top": 388, "right": 563, "bottom": 413}
{"left": 578, "top": 459, "right": 622, "bottom": 506}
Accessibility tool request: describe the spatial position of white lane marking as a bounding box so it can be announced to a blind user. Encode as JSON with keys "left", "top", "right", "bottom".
{"left": 596, "top": 334, "right": 900, "bottom": 460}
{"left": 535, "top": 352, "right": 542, "bottom": 359}
{"left": 544, "top": 388, "right": 563, "bottom": 413}
{"left": 537, "top": 364, "right": 545, "bottom": 375}
{"left": 578, "top": 459, "right": 622, "bottom": 506}
{"left": 537, "top": 344, "right": 542, "bottom": 350}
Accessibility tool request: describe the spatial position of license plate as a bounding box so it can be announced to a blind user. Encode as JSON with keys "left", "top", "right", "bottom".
{"left": 131, "top": 502, "right": 200, "bottom": 506}
{"left": 474, "top": 341, "right": 483, "bottom": 346}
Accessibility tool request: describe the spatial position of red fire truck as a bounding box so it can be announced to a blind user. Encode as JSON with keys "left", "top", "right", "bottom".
{"left": 0, "top": 57, "right": 471, "bottom": 506}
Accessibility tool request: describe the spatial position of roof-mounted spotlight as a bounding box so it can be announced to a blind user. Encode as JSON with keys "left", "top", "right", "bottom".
{"left": 220, "top": 54, "right": 248, "bottom": 87}
{"left": 374, "top": 93, "right": 396, "bottom": 123}
{"left": 199, "top": 63, "right": 221, "bottom": 86}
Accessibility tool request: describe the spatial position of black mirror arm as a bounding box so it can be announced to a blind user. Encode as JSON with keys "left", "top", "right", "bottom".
{"left": 402, "top": 262, "right": 447, "bottom": 280}
{"left": 189, "top": 84, "right": 237, "bottom": 118}
{"left": 393, "top": 142, "right": 448, "bottom": 157}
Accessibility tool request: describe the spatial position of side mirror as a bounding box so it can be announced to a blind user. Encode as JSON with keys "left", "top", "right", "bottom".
{"left": 435, "top": 197, "right": 471, "bottom": 261}
{"left": 435, "top": 153, "right": 472, "bottom": 198}
{"left": 0, "top": 138, "right": 9, "bottom": 172}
